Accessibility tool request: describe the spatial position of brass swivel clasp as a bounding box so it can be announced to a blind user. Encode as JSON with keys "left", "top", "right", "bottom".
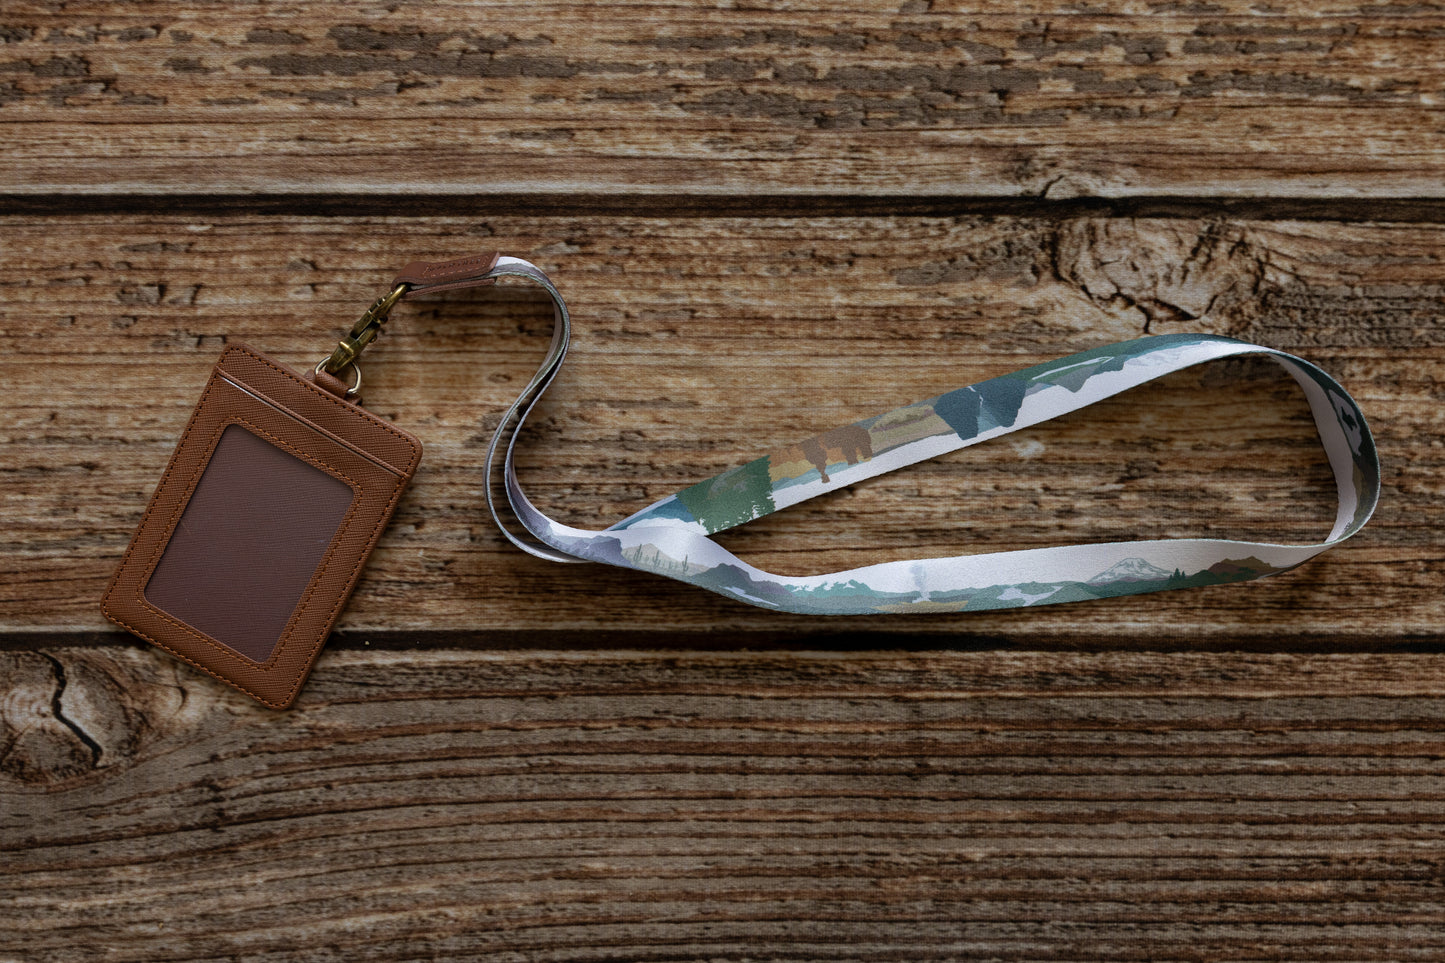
{"left": 315, "top": 282, "right": 410, "bottom": 395}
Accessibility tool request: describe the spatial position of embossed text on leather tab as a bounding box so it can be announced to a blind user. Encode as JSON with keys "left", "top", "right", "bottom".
{"left": 394, "top": 252, "right": 501, "bottom": 296}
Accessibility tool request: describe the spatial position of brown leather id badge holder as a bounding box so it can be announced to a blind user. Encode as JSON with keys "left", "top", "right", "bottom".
{"left": 100, "top": 343, "right": 421, "bottom": 708}
{"left": 101, "top": 254, "right": 500, "bottom": 708}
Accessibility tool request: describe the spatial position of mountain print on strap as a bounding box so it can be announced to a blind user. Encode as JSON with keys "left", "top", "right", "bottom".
{"left": 474, "top": 256, "right": 1380, "bottom": 615}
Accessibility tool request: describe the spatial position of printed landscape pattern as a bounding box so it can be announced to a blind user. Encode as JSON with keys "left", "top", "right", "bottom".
{"left": 506, "top": 334, "right": 1380, "bottom": 615}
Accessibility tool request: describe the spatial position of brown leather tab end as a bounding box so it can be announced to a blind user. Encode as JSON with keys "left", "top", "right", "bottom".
{"left": 305, "top": 366, "right": 360, "bottom": 406}
{"left": 395, "top": 252, "right": 501, "bottom": 297}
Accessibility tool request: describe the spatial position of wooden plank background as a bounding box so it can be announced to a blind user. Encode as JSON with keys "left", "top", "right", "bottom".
{"left": 4, "top": 0, "right": 1445, "bottom": 199}
{"left": 2, "top": 2, "right": 1443, "bottom": 960}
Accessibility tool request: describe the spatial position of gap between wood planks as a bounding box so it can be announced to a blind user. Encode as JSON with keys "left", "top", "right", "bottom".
{"left": 8, "top": 193, "right": 1445, "bottom": 222}
{"left": 5, "top": 631, "right": 1444, "bottom": 654}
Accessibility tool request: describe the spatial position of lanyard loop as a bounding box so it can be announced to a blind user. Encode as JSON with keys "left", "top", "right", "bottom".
{"left": 430, "top": 256, "right": 1379, "bottom": 615}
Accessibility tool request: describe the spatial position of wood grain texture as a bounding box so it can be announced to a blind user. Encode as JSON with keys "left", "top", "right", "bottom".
{"left": 6, "top": 647, "right": 1445, "bottom": 962}
{"left": 2, "top": 215, "right": 1438, "bottom": 641}
{"left": 6, "top": 1, "right": 1443, "bottom": 957}
{"left": 2, "top": 1, "right": 1444, "bottom": 198}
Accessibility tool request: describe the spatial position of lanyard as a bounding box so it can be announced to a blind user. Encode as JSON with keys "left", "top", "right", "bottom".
{"left": 431, "top": 255, "right": 1378, "bottom": 615}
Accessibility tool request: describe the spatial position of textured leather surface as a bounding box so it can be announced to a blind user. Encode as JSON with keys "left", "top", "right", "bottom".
{"left": 221, "top": 348, "right": 417, "bottom": 474}
{"left": 100, "top": 343, "right": 422, "bottom": 708}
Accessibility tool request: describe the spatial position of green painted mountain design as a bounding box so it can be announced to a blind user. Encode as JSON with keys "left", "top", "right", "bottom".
{"left": 634, "top": 336, "right": 1234, "bottom": 534}
{"left": 599, "top": 544, "right": 1298, "bottom": 616}
{"left": 529, "top": 334, "right": 1376, "bottom": 617}
{"left": 675, "top": 456, "right": 774, "bottom": 532}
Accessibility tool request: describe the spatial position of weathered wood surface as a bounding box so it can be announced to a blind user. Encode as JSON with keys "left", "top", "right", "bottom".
{"left": 3, "top": 1, "right": 1445, "bottom": 199}
{"left": 5, "top": 0, "right": 1444, "bottom": 958}
{"left": 7, "top": 647, "right": 1445, "bottom": 961}
{"left": 2, "top": 215, "right": 1438, "bottom": 640}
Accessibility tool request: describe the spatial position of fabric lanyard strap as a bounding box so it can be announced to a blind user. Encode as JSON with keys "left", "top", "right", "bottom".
{"left": 474, "top": 256, "right": 1379, "bottom": 615}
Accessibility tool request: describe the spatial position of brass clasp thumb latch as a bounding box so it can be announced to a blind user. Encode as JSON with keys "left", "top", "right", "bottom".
{"left": 314, "top": 282, "right": 411, "bottom": 397}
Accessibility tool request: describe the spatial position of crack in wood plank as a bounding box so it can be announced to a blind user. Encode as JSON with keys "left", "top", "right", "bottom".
{"left": 6, "top": 648, "right": 1445, "bottom": 960}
